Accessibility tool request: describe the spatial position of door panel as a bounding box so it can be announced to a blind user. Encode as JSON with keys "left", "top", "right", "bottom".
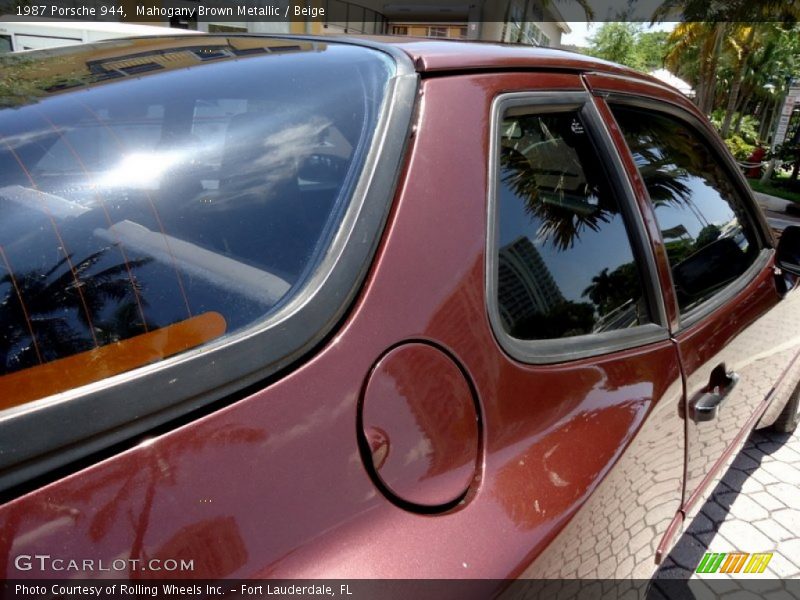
{"left": 485, "top": 81, "right": 685, "bottom": 578}
{"left": 602, "top": 94, "right": 800, "bottom": 516}
{"left": 678, "top": 262, "right": 787, "bottom": 508}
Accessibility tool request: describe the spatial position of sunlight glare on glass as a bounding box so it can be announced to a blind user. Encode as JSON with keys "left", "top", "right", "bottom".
{"left": 100, "top": 151, "right": 182, "bottom": 188}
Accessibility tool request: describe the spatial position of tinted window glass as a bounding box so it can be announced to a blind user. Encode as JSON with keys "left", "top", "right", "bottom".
{"left": 495, "top": 108, "right": 649, "bottom": 340}
{"left": 0, "top": 39, "right": 394, "bottom": 409}
{"left": 611, "top": 106, "right": 761, "bottom": 313}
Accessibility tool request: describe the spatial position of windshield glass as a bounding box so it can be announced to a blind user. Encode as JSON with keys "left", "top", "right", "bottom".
{"left": 0, "top": 37, "right": 394, "bottom": 408}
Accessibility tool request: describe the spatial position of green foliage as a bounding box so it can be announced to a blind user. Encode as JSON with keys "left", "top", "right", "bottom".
{"left": 749, "top": 178, "right": 800, "bottom": 204}
{"left": 636, "top": 31, "right": 670, "bottom": 71}
{"left": 771, "top": 141, "right": 800, "bottom": 186}
{"left": 711, "top": 110, "right": 761, "bottom": 154}
{"left": 0, "top": 54, "right": 92, "bottom": 108}
{"left": 773, "top": 141, "right": 800, "bottom": 165}
{"left": 581, "top": 262, "right": 639, "bottom": 316}
{"left": 737, "top": 115, "right": 760, "bottom": 146}
{"left": 586, "top": 23, "right": 669, "bottom": 72}
{"left": 654, "top": 0, "right": 800, "bottom": 23}
{"left": 510, "top": 300, "right": 596, "bottom": 339}
{"left": 723, "top": 135, "right": 756, "bottom": 161}
{"left": 588, "top": 23, "right": 642, "bottom": 68}
{"left": 666, "top": 21, "right": 800, "bottom": 136}
{"left": 664, "top": 239, "right": 694, "bottom": 267}
{"left": 696, "top": 224, "right": 721, "bottom": 248}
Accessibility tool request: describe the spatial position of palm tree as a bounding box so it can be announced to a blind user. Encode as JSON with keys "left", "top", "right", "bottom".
{"left": 500, "top": 147, "right": 613, "bottom": 251}
{"left": 582, "top": 263, "right": 640, "bottom": 316}
{"left": 582, "top": 268, "right": 615, "bottom": 313}
{"left": 0, "top": 246, "right": 152, "bottom": 373}
{"left": 657, "top": 1, "right": 800, "bottom": 123}
{"left": 715, "top": 24, "right": 795, "bottom": 138}
{"left": 729, "top": 25, "right": 798, "bottom": 136}
{"left": 664, "top": 22, "right": 728, "bottom": 115}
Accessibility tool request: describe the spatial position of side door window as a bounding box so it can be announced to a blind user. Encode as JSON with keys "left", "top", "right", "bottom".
{"left": 489, "top": 96, "right": 666, "bottom": 362}
{"left": 609, "top": 105, "right": 763, "bottom": 316}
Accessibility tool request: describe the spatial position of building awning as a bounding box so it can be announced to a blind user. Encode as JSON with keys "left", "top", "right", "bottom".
{"left": 649, "top": 68, "right": 694, "bottom": 97}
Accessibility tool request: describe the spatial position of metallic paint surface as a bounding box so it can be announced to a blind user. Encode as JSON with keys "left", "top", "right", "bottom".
{"left": 360, "top": 343, "right": 480, "bottom": 508}
{"left": 679, "top": 266, "right": 800, "bottom": 517}
{"left": 0, "top": 71, "right": 683, "bottom": 583}
{"left": 0, "top": 41, "right": 798, "bottom": 585}
{"left": 587, "top": 74, "right": 800, "bottom": 528}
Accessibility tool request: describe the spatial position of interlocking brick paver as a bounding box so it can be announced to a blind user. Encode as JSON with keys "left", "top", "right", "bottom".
{"left": 764, "top": 555, "right": 800, "bottom": 578}
{"left": 751, "top": 468, "right": 782, "bottom": 486}
{"left": 700, "top": 500, "right": 733, "bottom": 524}
{"left": 765, "top": 445, "right": 800, "bottom": 463}
{"left": 764, "top": 591, "right": 800, "bottom": 600}
{"left": 658, "top": 429, "right": 800, "bottom": 581}
{"left": 773, "top": 508, "right": 800, "bottom": 532}
{"left": 728, "top": 496, "right": 770, "bottom": 521}
{"left": 731, "top": 453, "right": 761, "bottom": 471}
{"left": 760, "top": 461, "right": 800, "bottom": 485}
{"left": 737, "top": 478, "right": 766, "bottom": 496}
{"left": 722, "top": 591, "right": 767, "bottom": 600}
{"left": 750, "top": 491, "right": 788, "bottom": 512}
{"left": 767, "top": 482, "right": 800, "bottom": 506}
{"left": 779, "top": 539, "right": 800, "bottom": 570}
{"left": 752, "top": 519, "right": 795, "bottom": 543}
{"left": 742, "top": 578, "right": 783, "bottom": 593}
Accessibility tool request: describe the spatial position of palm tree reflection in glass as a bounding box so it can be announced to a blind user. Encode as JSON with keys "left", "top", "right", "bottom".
{"left": 0, "top": 245, "right": 152, "bottom": 375}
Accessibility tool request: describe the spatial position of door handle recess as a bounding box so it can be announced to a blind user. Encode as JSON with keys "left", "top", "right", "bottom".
{"left": 689, "top": 365, "right": 739, "bottom": 423}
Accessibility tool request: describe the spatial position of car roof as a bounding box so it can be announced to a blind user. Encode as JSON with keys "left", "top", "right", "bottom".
{"left": 327, "top": 35, "right": 676, "bottom": 93}
{"left": 326, "top": 35, "right": 668, "bottom": 88}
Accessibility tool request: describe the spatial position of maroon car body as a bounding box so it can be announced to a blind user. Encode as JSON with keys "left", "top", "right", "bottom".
{"left": 1, "top": 35, "right": 799, "bottom": 587}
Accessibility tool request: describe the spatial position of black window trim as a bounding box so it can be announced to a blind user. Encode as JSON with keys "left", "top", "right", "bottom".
{"left": 603, "top": 94, "right": 775, "bottom": 331}
{"left": 0, "top": 37, "right": 419, "bottom": 495}
{"left": 486, "top": 91, "right": 669, "bottom": 365}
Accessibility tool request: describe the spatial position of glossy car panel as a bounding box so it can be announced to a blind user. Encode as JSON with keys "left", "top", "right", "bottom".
{"left": 678, "top": 259, "right": 782, "bottom": 505}
{"left": 0, "top": 68, "right": 685, "bottom": 583}
{"left": 0, "top": 36, "right": 798, "bottom": 584}
{"left": 371, "top": 38, "right": 666, "bottom": 84}
{"left": 359, "top": 342, "right": 480, "bottom": 509}
{"left": 595, "top": 88, "right": 800, "bottom": 521}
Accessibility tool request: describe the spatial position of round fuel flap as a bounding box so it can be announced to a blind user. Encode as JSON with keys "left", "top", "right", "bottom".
{"left": 360, "top": 343, "right": 480, "bottom": 508}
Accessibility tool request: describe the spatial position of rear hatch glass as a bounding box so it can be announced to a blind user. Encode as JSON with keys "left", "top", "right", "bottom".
{"left": 0, "top": 36, "right": 395, "bottom": 407}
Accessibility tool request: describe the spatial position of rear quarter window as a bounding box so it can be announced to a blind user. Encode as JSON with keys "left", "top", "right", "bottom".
{"left": 486, "top": 92, "right": 668, "bottom": 364}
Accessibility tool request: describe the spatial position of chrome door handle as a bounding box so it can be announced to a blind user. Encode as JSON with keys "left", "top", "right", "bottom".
{"left": 689, "top": 366, "right": 739, "bottom": 423}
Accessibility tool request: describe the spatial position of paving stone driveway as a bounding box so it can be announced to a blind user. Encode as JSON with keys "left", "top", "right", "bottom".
{"left": 657, "top": 427, "right": 800, "bottom": 580}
